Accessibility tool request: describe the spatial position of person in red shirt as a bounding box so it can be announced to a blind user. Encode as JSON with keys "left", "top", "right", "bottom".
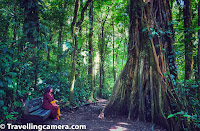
{"left": 42, "top": 87, "right": 61, "bottom": 120}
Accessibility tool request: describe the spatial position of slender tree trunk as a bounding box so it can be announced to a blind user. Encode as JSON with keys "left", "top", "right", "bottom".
{"left": 12, "top": 4, "right": 17, "bottom": 46}
{"left": 100, "top": 23, "right": 106, "bottom": 98}
{"left": 183, "top": 0, "right": 193, "bottom": 80}
{"left": 112, "top": 20, "right": 116, "bottom": 82}
{"left": 198, "top": 1, "right": 200, "bottom": 79}
{"left": 122, "top": 17, "right": 127, "bottom": 67}
{"left": 70, "top": 0, "right": 92, "bottom": 103}
{"left": 88, "top": 0, "right": 94, "bottom": 100}
{"left": 99, "top": 12, "right": 108, "bottom": 98}
{"left": 101, "top": 0, "right": 187, "bottom": 130}
{"left": 70, "top": 0, "right": 80, "bottom": 104}
{"left": 76, "top": 0, "right": 83, "bottom": 77}
{"left": 57, "top": 27, "right": 62, "bottom": 72}
{"left": 47, "top": 43, "right": 51, "bottom": 61}
{"left": 99, "top": 27, "right": 104, "bottom": 98}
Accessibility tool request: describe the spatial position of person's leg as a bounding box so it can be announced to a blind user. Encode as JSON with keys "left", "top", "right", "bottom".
{"left": 56, "top": 108, "right": 60, "bottom": 120}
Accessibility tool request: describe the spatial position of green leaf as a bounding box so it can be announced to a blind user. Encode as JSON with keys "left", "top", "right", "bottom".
{"left": 5, "top": 55, "right": 12, "bottom": 61}
{"left": 65, "top": 41, "right": 71, "bottom": 48}
{"left": 175, "top": 111, "right": 185, "bottom": 115}
{"left": 0, "top": 89, "right": 6, "bottom": 97}
{"left": 167, "top": 114, "right": 175, "bottom": 118}
{"left": 7, "top": 77, "right": 13, "bottom": 86}
{"left": 11, "top": 112, "right": 19, "bottom": 115}
{"left": 7, "top": 49, "right": 14, "bottom": 54}
{"left": 3, "top": 106, "right": 8, "bottom": 111}
{"left": 6, "top": 115, "right": 14, "bottom": 120}
{"left": 168, "top": 111, "right": 185, "bottom": 119}
{"left": 7, "top": 72, "right": 17, "bottom": 76}
{"left": 152, "top": 30, "right": 156, "bottom": 36}
{"left": 0, "top": 119, "right": 3, "bottom": 123}
{"left": 44, "top": 41, "right": 48, "bottom": 52}
{"left": 0, "top": 100, "right": 4, "bottom": 107}
{"left": 0, "top": 56, "right": 8, "bottom": 63}
{"left": 0, "top": 81, "right": 3, "bottom": 87}
{"left": 159, "top": 30, "right": 165, "bottom": 34}
{"left": 78, "top": 38, "right": 83, "bottom": 49}
{"left": 183, "top": 115, "right": 191, "bottom": 118}
{"left": 3, "top": 47, "right": 7, "bottom": 53}
{"left": 142, "top": 28, "right": 147, "bottom": 32}
{"left": 166, "top": 30, "right": 173, "bottom": 34}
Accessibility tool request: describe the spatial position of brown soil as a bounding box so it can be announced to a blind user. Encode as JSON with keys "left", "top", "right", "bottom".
{"left": 42, "top": 98, "right": 166, "bottom": 131}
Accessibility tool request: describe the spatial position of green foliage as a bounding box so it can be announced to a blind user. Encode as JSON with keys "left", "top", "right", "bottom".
{"left": 166, "top": 1, "right": 200, "bottom": 130}
{"left": 74, "top": 77, "right": 90, "bottom": 102}
{"left": 0, "top": 41, "right": 19, "bottom": 123}
{"left": 168, "top": 78, "right": 200, "bottom": 129}
{"left": 168, "top": 110, "right": 200, "bottom": 128}
{"left": 1, "top": 1, "right": 199, "bottom": 130}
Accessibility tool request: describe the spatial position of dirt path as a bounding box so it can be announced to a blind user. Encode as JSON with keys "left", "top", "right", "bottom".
{"left": 44, "top": 98, "right": 165, "bottom": 131}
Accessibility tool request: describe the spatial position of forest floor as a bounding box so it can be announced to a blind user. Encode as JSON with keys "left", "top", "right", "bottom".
{"left": 43, "top": 98, "right": 166, "bottom": 131}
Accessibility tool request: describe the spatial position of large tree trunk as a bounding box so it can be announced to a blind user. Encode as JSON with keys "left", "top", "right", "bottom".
{"left": 101, "top": 0, "right": 185, "bottom": 130}
{"left": 183, "top": 0, "right": 193, "bottom": 80}
{"left": 88, "top": 0, "right": 94, "bottom": 100}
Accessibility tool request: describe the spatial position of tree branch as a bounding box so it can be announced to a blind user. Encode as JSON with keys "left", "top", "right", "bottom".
{"left": 71, "top": 0, "right": 80, "bottom": 36}
{"left": 76, "top": 0, "right": 92, "bottom": 27}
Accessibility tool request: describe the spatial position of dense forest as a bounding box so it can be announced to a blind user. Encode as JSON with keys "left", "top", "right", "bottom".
{"left": 0, "top": 0, "right": 200, "bottom": 130}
